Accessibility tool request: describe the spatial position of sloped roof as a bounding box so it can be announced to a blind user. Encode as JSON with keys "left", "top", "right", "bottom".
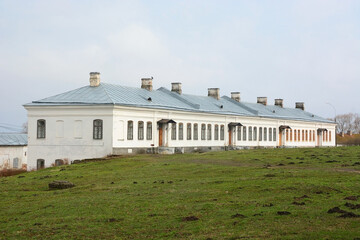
{"left": 0, "top": 133, "right": 27, "bottom": 146}
{"left": 25, "top": 83, "right": 334, "bottom": 124}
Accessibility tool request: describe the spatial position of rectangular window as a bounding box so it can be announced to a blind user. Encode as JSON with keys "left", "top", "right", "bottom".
{"left": 290, "top": 129, "right": 292, "bottom": 141}
{"left": 179, "top": 123, "right": 184, "bottom": 140}
{"left": 294, "top": 129, "right": 297, "bottom": 142}
{"left": 138, "top": 121, "right": 144, "bottom": 140}
{"left": 201, "top": 124, "right": 206, "bottom": 140}
{"left": 269, "top": 128, "right": 272, "bottom": 141}
{"left": 74, "top": 120, "right": 83, "bottom": 139}
{"left": 313, "top": 130, "right": 315, "bottom": 142}
{"left": 259, "top": 127, "right": 262, "bottom": 141}
{"left": 220, "top": 125, "right": 225, "bottom": 140}
{"left": 171, "top": 123, "right": 177, "bottom": 140}
{"left": 248, "top": 127, "right": 253, "bottom": 141}
{"left": 215, "top": 125, "right": 219, "bottom": 140}
{"left": 146, "top": 122, "right": 152, "bottom": 140}
{"left": 193, "top": 124, "right": 198, "bottom": 140}
{"left": 264, "top": 127, "right": 267, "bottom": 141}
{"left": 253, "top": 127, "right": 257, "bottom": 141}
{"left": 127, "top": 121, "right": 133, "bottom": 140}
{"left": 243, "top": 126, "right": 247, "bottom": 141}
{"left": 187, "top": 123, "right": 192, "bottom": 140}
{"left": 273, "top": 128, "right": 276, "bottom": 141}
{"left": 56, "top": 120, "right": 64, "bottom": 138}
{"left": 329, "top": 131, "right": 332, "bottom": 141}
{"left": 286, "top": 130, "right": 289, "bottom": 141}
{"left": 237, "top": 126, "right": 241, "bottom": 141}
{"left": 302, "top": 130, "right": 305, "bottom": 141}
{"left": 298, "top": 130, "right": 300, "bottom": 141}
{"left": 93, "top": 119, "right": 103, "bottom": 139}
{"left": 305, "top": 130, "right": 308, "bottom": 141}
{"left": 207, "top": 124, "right": 212, "bottom": 140}
{"left": 37, "top": 119, "right": 46, "bottom": 139}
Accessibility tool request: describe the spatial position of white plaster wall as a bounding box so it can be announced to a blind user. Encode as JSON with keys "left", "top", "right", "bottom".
{"left": 25, "top": 106, "right": 113, "bottom": 170}
{"left": 0, "top": 146, "right": 27, "bottom": 169}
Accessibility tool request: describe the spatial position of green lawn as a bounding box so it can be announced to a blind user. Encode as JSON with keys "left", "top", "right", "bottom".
{"left": 1, "top": 147, "right": 360, "bottom": 240}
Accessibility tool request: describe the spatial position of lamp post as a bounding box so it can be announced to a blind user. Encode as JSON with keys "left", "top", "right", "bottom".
{"left": 326, "top": 102, "right": 337, "bottom": 146}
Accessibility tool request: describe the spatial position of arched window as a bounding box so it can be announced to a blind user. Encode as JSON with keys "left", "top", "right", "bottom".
{"left": 305, "top": 130, "right": 308, "bottom": 141}
{"left": 302, "top": 130, "right": 305, "bottom": 141}
{"left": 220, "top": 125, "right": 225, "bottom": 140}
{"left": 253, "top": 127, "right": 257, "bottom": 141}
{"left": 269, "top": 128, "right": 272, "bottom": 141}
{"left": 264, "top": 127, "right": 267, "bottom": 141}
{"left": 138, "top": 121, "right": 144, "bottom": 140}
{"left": 313, "top": 130, "right": 315, "bottom": 142}
{"left": 309, "top": 130, "right": 312, "bottom": 141}
{"left": 193, "top": 124, "right": 198, "bottom": 140}
{"left": 215, "top": 125, "right": 219, "bottom": 140}
{"left": 273, "top": 128, "right": 276, "bottom": 141}
{"left": 290, "top": 129, "right": 292, "bottom": 141}
{"left": 55, "top": 159, "right": 64, "bottom": 166}
{"left": 286, "top": 130, "right": 289, "bottom": 141}
{"left": 171, "top": 123, "right": 177, "bottom": 140}
{"left": 298, "top": 130, "right": 300, "bottom": 141}
{"left": 146, "top": 122, "right": 152, "bottom": 140}
{"left": 201, "top": 124, "right": 206, "bottom": 140}
{"left": 237, "top": 126, "right": 241, "bottom": 141}
{"left": 37, "top": 119, "right": 46, "bottom": 139}
{"left": 93, "top": 119, "right": 103, "bottom": 139}
{"left": 243, "top": 126, "right": 247, "bottom": 141}
{"left": 179, "top": 123, "right": 184, "bottom": 140}
{"left": 187, "top": 123, "right": 192, "bottom": 140}
{"left": 207, "top": 124, "right": 212, "bottom": 140}
{"left": 248, "top": 127, "right": 253, "bottom": 141}
{"left": 259, "top": 127, "right": 262, "bottom": 141}
{"left": 294, "top": 129, "right": 297, "bottom": 141}
{"left": 37, "top": 159, "right": 45, "bottom": 170}
{"left": 127, "top": 121, "right": 133, "bottom": 140}
{"left": 13, "top": 158, "right": 19, "bottom": 169}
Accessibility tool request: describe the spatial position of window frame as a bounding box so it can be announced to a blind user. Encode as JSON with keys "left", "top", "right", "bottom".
{"left": 37, "top": 119, "right": 46, "bottom": 139}
{"left": 138, "top": 121, "right": 144, "bottom": 140}
{"left": 146, "top": 122, "right": 152, "bottom": 140}
{"left": 127, "top": 121, "right": 133, "bottom": 140}
{"left": 93, "top": 119, "right": 103, "bottom": 140}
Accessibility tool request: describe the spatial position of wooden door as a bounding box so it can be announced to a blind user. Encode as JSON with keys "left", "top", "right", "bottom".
{"left": 279, "top": 131, "right": 282, "bottom": 146}
{"left": 159, "top": 126, "right": 163, "bottom": 146}
{"left": 228, "top": 129, "right": 232, "bottom": 145}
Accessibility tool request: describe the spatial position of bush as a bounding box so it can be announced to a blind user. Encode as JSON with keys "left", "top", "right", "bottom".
{"left": 0, "top": 168, "right": 27, "bottom": 177}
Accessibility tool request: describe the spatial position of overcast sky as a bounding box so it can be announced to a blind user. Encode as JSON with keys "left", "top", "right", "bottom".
{"left": 1, "top": 0, "right": 359, "bottom": 132}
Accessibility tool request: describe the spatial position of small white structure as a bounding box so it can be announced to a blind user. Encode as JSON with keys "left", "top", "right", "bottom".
{"left": 24, "top": 72, "right": 336, "bottom": 170}
{"left": 0, "top": 133, "right": 27, "bottom": 170}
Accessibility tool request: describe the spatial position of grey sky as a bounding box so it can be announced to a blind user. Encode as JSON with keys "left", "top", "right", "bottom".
{"left": 1, "top": 0, "right": 359, "bottom": 131}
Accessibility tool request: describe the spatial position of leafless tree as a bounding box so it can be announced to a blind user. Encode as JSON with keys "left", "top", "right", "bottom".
{"left": 336, "top": 113, "right": 359, "bottom": 134}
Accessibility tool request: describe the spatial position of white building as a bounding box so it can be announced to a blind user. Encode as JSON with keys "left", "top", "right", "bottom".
{"left": 0, "top": 133, "right": 27, "bottom": 170}
{"left": 24, "top": 72, "right": 336, "bottom": 170}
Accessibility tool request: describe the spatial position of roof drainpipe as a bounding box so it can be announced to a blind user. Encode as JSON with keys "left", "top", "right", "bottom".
{"left": 141, "top": 77, "right": 153, "bottom": 91}
{"left": 171, "top": 82, "right": 182, "bottom": 94}
{"left": 296, "top": 102, "right": 305, "bottom": 111}
{"left": 208, "top": 88, "right": 220, "bottom": 100}
{"left": 257, "top": 97, "right": 267, "bottom": 106}
{"left": 275, "top": 99, "right": 283, "bottom": 108}
{"left": 231, "top": 92, "right": 240, "bottom": 102}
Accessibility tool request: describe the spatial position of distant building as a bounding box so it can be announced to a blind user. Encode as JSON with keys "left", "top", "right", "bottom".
{"left": 0, "top": 133, "right": 27, "bottom": 170}
{"left": 24, "top": 72, "right": 336, "bottom": 170}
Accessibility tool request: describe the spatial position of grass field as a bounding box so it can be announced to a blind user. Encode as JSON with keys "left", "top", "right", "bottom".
{"left": 1, "top": 147, "right": 360, "bottom": 240}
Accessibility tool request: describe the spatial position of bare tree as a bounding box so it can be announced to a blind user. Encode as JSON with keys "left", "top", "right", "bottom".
{"left": 354, "top": 114, "right": 360, "bottom": 134}
{"left": 336, "top": 113, "right": 359, "bottom": 134}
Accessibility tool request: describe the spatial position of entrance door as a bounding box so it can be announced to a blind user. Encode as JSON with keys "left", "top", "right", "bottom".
{"left": 279, "top": 131, "right": 282, "bottom": 146}
{"left": 228, "top": 129, "right": 232, "bottom": 145}
{"left": 159, "top": 125, "right": 163, "bottom": 146}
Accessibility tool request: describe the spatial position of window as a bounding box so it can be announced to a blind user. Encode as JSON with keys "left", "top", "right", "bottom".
{"left": 215, "top": 125, "right": 219, "bottom": 140}
{"left": 13, "top": 158, "right": 19, "bottom": 169}
{"left": 305, "top": 130, "right": 308, "bottom": 141}
{"left": 259, "top": 127, "right": 262, "bottom": 141}
{"left": 55, "top": 159, "right": 64, "bottom": 166}
{"left": 264, "top": 127, "right": 267, "bottom": 141}
{"left": 254, "top": 127, "right": 257, "bottom": 141}
{"left": 248, "top": 127, "right": 253, "bottom": 141}
{"left": 193, "top": 124, "right": 198, "bottom": 140}
{"left": 294, "top": 129, "right": 297, "bottom": 142}
{"left": 146, "top": 122, "right": 152, "bottom": 140}
{"left": 309, "top": 130, "right": 312, "bottom": 141}
{"left": 37, "top": 119, "right": 46, "bottom": 139}
{"left": 138, "top": 121, "right": 144, "bottom": 140}
{"left": 207, "top": 124, "right": 212, "bottom": 140}
{"left": 243, "top": 126, "right": 247, "bottom": 141}
{"left": 171, "top": 123, "right": 177, "bottom": 140}
{"left": 313, "top": 130, "right": 315, "bottom": 142}
{"left": 220, "top": 125, "right": 225, "bottom": 140}
{"left": 273, "top": 128, "right": 276, "bottom": 141}
{"left": 298, "top": 130, "right": 300, "bottom": 141}
{"left": 302, "top": 130, "right": 305, "bottom": 141}
{"left": 237, "top": 126, "right": 241, "bottom": 141}
{"left": 127, "top": 121, "right": 133, "bottom": 140}
{"left": 187, "top": 123, "right": 192, "bottom": 140}
{"left": 37, "top": 159, "right": 45, "bottom": 170}
{"left": 201, "top": 124, "right": 206, "bottom": 140}
{"left": 269, "top": 128, "right": 272, "bottom": 141}
{"left": 179, "top": 123, "right": 184, "bottom": 140}
{"left": 329, "top": 131, "right": 332, "bottom": 142}
{"left": 93, "top": 119, "right": 103, "bottom": 140}
{"left": 286, "top": 130, "right": 289, "bottom": 141}
{"left": 290, "top": 130, "right": 292, "bottom": 141}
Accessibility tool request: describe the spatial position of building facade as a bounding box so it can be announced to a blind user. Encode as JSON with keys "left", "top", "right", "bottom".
{"left": 0, "top": 133, "right": 28, "bottom": 170}
{"left": 24, "top": 73, "right": 336, "bottom": 170}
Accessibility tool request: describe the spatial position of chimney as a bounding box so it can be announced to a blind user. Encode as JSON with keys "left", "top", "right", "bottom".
{"left": 141, "top": 77, "right": 153, "bottom": 91}
{"left": 257, "top": 97, "right": 267, "bottom": 106}
{"left": 89, "top": 72, "right": 100, "bottom": 87}
{"left": 171, "top": 82, "right": 182, "bottom": 94}
{"left": 208, "top": 88, "right": 220, "bottom": 100}
{"left": 231, "top": 92, "right": 240, "bottom": 102}
{"left": 295, "top": 102, "right": 305, "bottom": 110}
{"left": 275, "top": 99, "right": 283, "bottom": 108}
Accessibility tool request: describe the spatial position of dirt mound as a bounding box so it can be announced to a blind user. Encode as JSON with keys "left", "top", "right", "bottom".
{"left": 327, "top": 207, "right": 347, "bottom": 214}
{"left": 49, "top": 180, "right": 75, "bottom": 190}
{"left": 182, "top": 216, "right": 199, "bottom": 221}
{"left": 231, "top": 213, "right": 246, "bottom": 218}
{"left": 277, "top": 211, "right": 291, "bottom": 215}
{"left": 344, "top": 196, "right": 358, "bottom": 201}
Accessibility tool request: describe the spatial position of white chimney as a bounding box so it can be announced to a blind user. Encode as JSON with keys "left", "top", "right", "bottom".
{"left": 89, "top": 72, "right": 100, "bottom": 87}
{"left": 208, "top": 88, "right": 220, "bottom": 100}
{"left": 231, "top": 92, "right": 241, "bottom": 102}
{"left": 171, "top": 82, "right": 182, "bottom": 94}
{"left": 257, "top": 97, "right": 267, "bottom": 106}
{"left": 296, "top": 102, "right": 305, "bottom": 110}
{"left": 141, "top": 77, "right": 153, "bottom": 91}
{"left": 275, "top": 99, "right": 283, "bottom": 108}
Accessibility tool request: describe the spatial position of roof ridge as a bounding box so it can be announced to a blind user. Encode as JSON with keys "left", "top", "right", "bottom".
{"left": 99, "top": 83, "right": 115, "bottom": 105}
{"left": 157, "top": 87, "right": 200, "bottom": 109}
{"left": 222, "top": 96, "right": 259, "bottom": 115}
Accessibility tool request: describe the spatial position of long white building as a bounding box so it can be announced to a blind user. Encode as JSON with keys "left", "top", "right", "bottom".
{"left": 24, "top": 72, "right": 336, "bottom": 170}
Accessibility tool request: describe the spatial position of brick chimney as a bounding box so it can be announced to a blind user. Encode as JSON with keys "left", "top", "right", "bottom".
{"left": 141, "top": 77, "right": 153, "bottom": 91}
{"left": 208, "top": 88, "right": 220, "bottom": 100}
{"left": 89, "top": 72, "right": 100, "bottom": 87}
{"left": 231, "top": 92, "right": 240, "bottom": 102}
{"left": 257, "top": 97, "right": 267, "bottom": 106}
{"left": 296, "top": 102, "right": 305, "bottom": 110}
{"left": 171, "top": 82, "right": 182, "bottom": 94}
{"left": 275, "top": 99, "right": 283, "bottom": 108}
